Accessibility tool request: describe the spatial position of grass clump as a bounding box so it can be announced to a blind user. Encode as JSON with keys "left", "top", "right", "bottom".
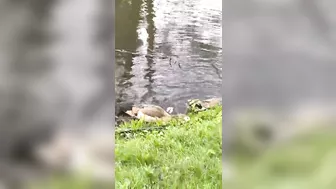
{"left": 115, "top": 105, "right": 222, "bottom": 188}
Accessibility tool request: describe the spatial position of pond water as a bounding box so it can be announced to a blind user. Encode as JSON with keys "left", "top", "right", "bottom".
{"left": 0, "top": 0, "right": 222, "bottom": 125}
{"left": 115, "top": 0, "right": 222, "bottom": 113}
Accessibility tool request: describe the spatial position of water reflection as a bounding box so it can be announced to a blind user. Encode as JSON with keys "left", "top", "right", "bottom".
{"left": 116, "top": 0, "right": 222, "bottom": 113}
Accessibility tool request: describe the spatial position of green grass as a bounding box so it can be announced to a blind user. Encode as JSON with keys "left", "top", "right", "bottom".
{"left": 225, "top": 128, "right": 336, "bottom": 189}
{"left": 29, "top": 104, "right": 336, "bottom": 189}
{"left": 30, "top": 175, "right": 102, "bottom": 189}
{"left": 115, "top": 105, "right": 222, "bottom": 188}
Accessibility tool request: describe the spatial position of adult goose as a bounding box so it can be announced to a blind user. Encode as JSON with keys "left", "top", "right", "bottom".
{"left": 125, "top": 104, "right": 190, "bottom": 122}
{"left": 125, "top": 105, "right": 174, "bottom": 122}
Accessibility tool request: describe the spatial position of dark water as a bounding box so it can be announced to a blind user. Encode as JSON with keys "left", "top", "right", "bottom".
{"left": 115, "top": 0, "right": 222, "bottom": 113}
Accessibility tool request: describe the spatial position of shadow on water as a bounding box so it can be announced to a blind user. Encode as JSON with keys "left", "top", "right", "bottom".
{"left": 115, "top": 0, "right": 222, "bottom": 114}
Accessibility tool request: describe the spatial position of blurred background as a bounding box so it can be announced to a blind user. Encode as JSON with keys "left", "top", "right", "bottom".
{"left": 2, "top": 0, "right": 336, "bottom": 188}
{"left": 0, "top": 0, "right": 114, "bottom": 188}
{"left": 115, "top": 0, "right": 222, "bottom": 114}
{"left": 223, "top": 0, "right": 336, "bottom": 188}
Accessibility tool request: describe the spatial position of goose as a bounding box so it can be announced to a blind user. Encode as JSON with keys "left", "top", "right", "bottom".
{"left": 125, "top": 105, "right": 173, "bottom": 122}
{"left": 125, "top": 105, "right": 189, "bottom": 122}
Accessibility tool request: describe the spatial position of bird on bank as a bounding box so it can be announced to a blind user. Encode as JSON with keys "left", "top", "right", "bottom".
{"left": 187, "top": 98, "right": 222, "bottom": 113}
{"left": 125, "top": 104, "right": 189, "bottom": 122}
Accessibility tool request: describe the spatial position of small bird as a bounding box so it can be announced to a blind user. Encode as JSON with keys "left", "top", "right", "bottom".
{"left": 187, "top": 98, "right": 222, "bottom": 113}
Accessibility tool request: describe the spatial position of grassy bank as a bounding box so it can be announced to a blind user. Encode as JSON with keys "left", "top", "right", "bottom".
{"left": 225, "top": 127, "right": 336, "bottom": 189}
{"left": 115, "top": 105, "right": 222, "bottom": 188}
{"left": 30, "top": 104, "right": 336, "bottom": 189}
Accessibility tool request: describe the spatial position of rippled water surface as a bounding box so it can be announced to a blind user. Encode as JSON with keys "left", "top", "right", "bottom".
{"left": 116, "top": 0, "right": 222, "bottom": 113}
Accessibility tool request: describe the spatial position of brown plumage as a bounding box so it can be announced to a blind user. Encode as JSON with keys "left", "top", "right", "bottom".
{"left": 125, "top": 105, "right": 173, "bottom": 122}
